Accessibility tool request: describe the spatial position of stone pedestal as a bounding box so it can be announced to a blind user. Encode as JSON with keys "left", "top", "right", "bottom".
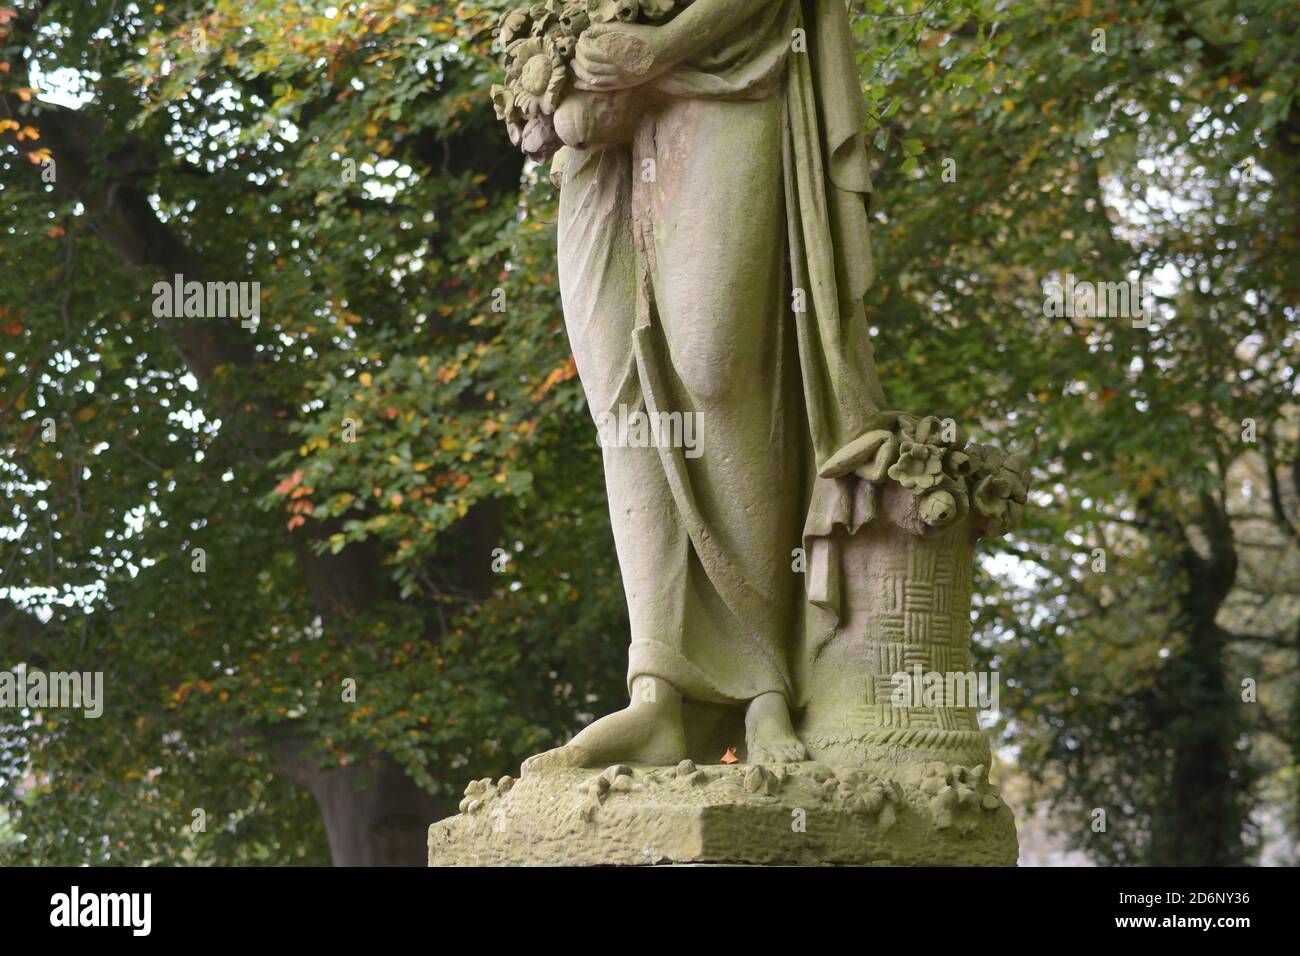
{"left": 429, "top": 417, "right": 1028, "bottom": 867}
{"left": 429, "top": 759, "right": 1016, "bottom": 866}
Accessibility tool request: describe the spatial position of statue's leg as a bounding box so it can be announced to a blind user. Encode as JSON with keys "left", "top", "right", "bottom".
{"left": 524, "top": 144, "right": 691, "bottom": 773}
{"left": 629, "top": 92, "right": 808, "bottom": 762}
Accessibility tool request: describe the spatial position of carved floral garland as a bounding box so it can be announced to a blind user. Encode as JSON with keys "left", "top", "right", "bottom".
{"left": 490, "top": 0, "right": 693, "bottom": 161}
{"left": 820, "top": 413, "right": 1030, "bottom": 536}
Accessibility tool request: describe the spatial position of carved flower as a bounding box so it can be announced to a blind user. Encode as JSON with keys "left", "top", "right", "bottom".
{"left": 498, "top": 9, "right": 532, "bottom": 48}
{"left": 908, "top": 415, "right": 961, "bottom": 448}
{"left": 521, "top": 114, "right": 561, "bottom": 161}
{"left": 972, "top": 472, "right": 1015, "bottom": 521}
{"left": 888, "top": 438, "right": 944, "bottom": 491}
{"left": 530, "top": 8, "right": 561, "bottom": 37}
{"left": 1002, "top": 453, "right": 1030, "bottom": 504}
{"left": 960, "top": 444, "right": 1029, "bottom": 534}
{"left": 639, "top": 0, "right": 677, "bottom": 20}
{"left": 510, "top": 38, "right": 568, "bottom": 115}
{"left": 505, "top": 118, "right": 525, "bottom": 148}
{"left": 552, "top": 34, "right": 576, "bottom": 60}
{"left": 558, "top": 3, "right": 590, "bottom": 35}
{"left": 921, "top": 475, "right": 970, "bottom": 529}
{"left": 919, "top": 490, "right": 958, "bottom": 528}
{"left": 511, "top": 36, "right": 544, "bottom": 69}
{"left": 943, "top": 447, "right": 977, "bottom": 479}
{"left": 588, "top": 0, "right": 639, "bottom": 24}
{"left": 966, "top": 442, "right": 1006, "bottom": 477}
{"left": 490, "top": 85, "right": 522, "bottom": 125}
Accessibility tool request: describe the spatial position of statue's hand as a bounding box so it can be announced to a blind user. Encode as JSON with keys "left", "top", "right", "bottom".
{"left": 572, "top": 22, "right": 677, "bottom": 91}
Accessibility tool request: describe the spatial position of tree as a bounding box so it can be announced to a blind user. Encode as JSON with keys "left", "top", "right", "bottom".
{"left": 1, "top": 0, "right": 1295, "bottom": 867}
{"left": 853, "top": 0, "right": 1299, "bottom": 863}
{"left": 1, "top": 0, "right": 626, "bottom": 865}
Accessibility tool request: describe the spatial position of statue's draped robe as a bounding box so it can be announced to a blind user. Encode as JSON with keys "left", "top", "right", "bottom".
{"left": 558, "top": 0, "right": 885, "bottom": 708}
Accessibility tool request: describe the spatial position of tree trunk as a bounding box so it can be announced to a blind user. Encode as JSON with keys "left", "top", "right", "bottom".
{"left": 1149, "top": 493, "right": 1247, "bottom": 865}
{"left": 272, "top": 740, "right": 440, "bottom": 866}
{"left": 1158, "top": 613, "right": 1243, "bottom": 864}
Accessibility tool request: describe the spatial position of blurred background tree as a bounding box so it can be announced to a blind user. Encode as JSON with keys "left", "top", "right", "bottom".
{"left": 0, "top": 0, "right": 1295, "bottom": 865}
{"left": 860, "top": 0, "right": 1299, "bottom": 865}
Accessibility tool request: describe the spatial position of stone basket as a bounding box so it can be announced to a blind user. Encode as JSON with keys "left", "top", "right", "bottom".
{"left": 800, "top": 481, "right": 994, "bottom": 770}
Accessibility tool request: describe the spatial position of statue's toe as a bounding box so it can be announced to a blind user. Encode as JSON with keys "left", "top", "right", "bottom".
{"left": 748, "top": 740, "right": 809, "bottom": 766}
{"left": 521, "top": 744, "right": 592, "bottom": 777}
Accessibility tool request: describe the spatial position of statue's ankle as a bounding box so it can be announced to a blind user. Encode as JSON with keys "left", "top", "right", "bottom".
{"left": 630, "top": 675, "right": 681, "bottom": 709}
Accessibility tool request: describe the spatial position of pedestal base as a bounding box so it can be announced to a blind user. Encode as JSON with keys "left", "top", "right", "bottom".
{"left": 428, "top": 759, "right": 1017, "bottom": 866}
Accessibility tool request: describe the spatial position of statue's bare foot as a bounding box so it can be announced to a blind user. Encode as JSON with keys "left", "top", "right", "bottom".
{"left": 745, "top": 691, "right": 808, "bottom": 764}
{"left": 521, "top": 677, "right": 686, "bottom": 775}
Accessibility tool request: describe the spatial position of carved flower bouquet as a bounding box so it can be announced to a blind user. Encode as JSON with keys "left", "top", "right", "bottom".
{"left": 490, "top": 0, "right": 691, "bottom": 162}
{"left": 820, "top": 413, "right": 1030, "bottom": 536}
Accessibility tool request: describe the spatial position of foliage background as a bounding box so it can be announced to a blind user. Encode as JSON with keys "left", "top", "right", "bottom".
{"left": 0, "top": 0, "right": 1296, "bottom": 865}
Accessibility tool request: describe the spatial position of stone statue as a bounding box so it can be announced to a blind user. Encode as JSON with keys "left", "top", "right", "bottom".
{"left": 430, "top": 0, "right": 1029, "bottom": 866}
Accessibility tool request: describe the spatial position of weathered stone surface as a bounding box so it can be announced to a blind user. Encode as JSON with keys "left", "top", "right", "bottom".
{"left": 453, "top": 0, "right": 1031, "bottom": 868}
{"left": 429, "top": 761, "right": 1017, "bottom": 866}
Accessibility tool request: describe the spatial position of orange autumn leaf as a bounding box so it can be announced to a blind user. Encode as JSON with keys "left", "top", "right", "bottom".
{"left": 533, "top": 356, "right": 577, "bottom": 399}
{"left": 274, "top": 469, "right": 304, "bottom": 495}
